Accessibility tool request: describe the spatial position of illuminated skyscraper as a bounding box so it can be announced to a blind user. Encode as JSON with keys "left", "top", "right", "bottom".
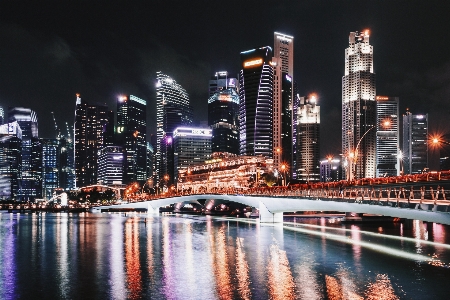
{"left": 296, "top": 95, "right": 320, "bottom": 182}
{"left": 403, "top": 110, "right": 428, "bottom": 174}
{"left": 0, "top": 121, "right": 22, "bottom": 200}
{"left": 173, "top": 127, "right": 212, "bottom": 184}
{"left": 208, "top": 75, "right": 240, "bottom": 155}
{"left": 342, "top": 30, "right": 376, "bottom": 180}
{"left": 74, "top": 94, "right": 109, "bottom": 187}
{"left": 42, "top": 138, "right": 59, "bottom": 199}
{"left": 239, "top": 46, "right": 274, "bottom": 157}
{"left": 156, "top": 72, "right": 193, "bottom": 182}
{"left": 273, "top": 32, "right": 294, "bottom": 174}
{"left": 376, "top": 96, "right": 399, "bottom": 177}
{"left": 8, "top": 107, "right": 41, "bottom": 200}
{"left": 208, "top": 71, "right": 238, "bottom": 97}
{"left": 117, "top": 95, "right": 147, "bottom": 184}
{"left": 0, "top": 106, "right": 4, "bottom": 125}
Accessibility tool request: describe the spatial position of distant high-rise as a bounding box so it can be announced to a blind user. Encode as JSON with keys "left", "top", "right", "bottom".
{"left": 296, "top": 95, "right": 320, "bottom": 182}
{"left": 97, "top": 146, "right": 124, "bottom": 185}
{"left": 403, "top": 110, "right": 428, "bottom": 174}
{"left": 376, "top": 96, "right": 400, "bottom": 177}
{"left": 42, "top": 138, "right": 59, "bottom": 199}
{"left": 156, "top": 72, "right": 193, "bottom": 182}
{"left": 8, "top": 107, "right": 41, "bottom": 200}
{"left": 239, "top": 46, "right": 274, "bottom": 157}
{"left": 0, "top": 106, "right": 4, "bottom": 125}
{"left": 273, "top": 32, "right": 294, "bottom": 174}
{"left": 0, "top": 121, "right": 22, "bottom": 200}
{"left": 117, "top": 95, "right": 147, "bottom": 184}
{"left": 173, "top": 127, "right": 212, "bottom": 184}
{"left": 320, "top": 158, "right": 342, "bottom": 182}
{"left": 208, "top": 71, "right": 238, "bottom": 97}
{"left": 208, "top": 79, "right": 240, "bottom": 155}
{"left": 342, "top": 30, "right": 376, "bottom": 180}
{"left": 74, "top": 94, "right": 109, "bottom": 187}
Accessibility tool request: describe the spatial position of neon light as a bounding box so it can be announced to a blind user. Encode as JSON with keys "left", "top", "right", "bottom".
{"left": 244, "top": 58, "right": 263, "bottom": 67}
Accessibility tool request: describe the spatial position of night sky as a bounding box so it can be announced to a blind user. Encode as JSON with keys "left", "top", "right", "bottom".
{"left": 1, "top": 1, "right": 450, "bottom": 162}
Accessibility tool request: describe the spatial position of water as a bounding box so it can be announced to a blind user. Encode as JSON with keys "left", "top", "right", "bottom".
{"left": 1, "top": 212, "right": 450, "bottom": 299}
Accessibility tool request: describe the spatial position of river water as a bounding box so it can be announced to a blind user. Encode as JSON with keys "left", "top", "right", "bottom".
{"left": 0, "top": 212, "right": 449, "bottom": 299}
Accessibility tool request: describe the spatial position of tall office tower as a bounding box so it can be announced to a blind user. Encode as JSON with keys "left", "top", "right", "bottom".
{"left": 208, "top": 85, "right": 240, "bottom": 155}
{"left": 239, "top": 46, "right": 274, "bottom": 157}
{"left": 8, "top": 107, "right": 41, "bottom": 200}
{"left": 320, "top": 158, "right": 342, "bottom": 182}
{"left": 146, "top": 143, "right": 154, "bottom": 184}
{"left": 42, "top": 138, "right": 59, "bottom": 199}
{"left": 156, "top": 72, "right": 193, "bottom": 182}
{"left": 342, "top": 30, "right": 377, "bottom": 180}
{"left": 103, "top": 110, "right": 116, "bottom": 146}
{"left": 117, "top": 95, "right": 147, "bottom": 184}
{"left": 173, "top": 127, "right": 212, "bottom": 184}
{"left": 97, "top": 146, "right": 124, "bottom": 185}
{"left": 376, "top": 96, "right": 400, "bottom": 177}
{"left": 0, "top": 106, "right": 4, "bottom": 125}
{"left": 208, "top": 71, "right": 239, "bottom": 97}
{"left": 74, "top": 94, "right": 109, "bottom": 187}
{"left": 273, "top": 32, "right": 294, "bottom": 173}
{"left": 59, "top": 135, "right": 75, "bottom": 191}
{"left": 296, "top": 95, "right": 320, "bottom": 182}
{"left": 403, "top": 110, "right": 428, "bottom": 174}
{"left": 0, "top": 121, "right": 22, "bottom": 200}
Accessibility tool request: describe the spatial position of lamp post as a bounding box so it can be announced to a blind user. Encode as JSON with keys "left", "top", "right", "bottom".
{"left": 280, "top": 163, "right": 287, "bottom": 186}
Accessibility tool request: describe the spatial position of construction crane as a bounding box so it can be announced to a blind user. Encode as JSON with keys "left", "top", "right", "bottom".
{"left": 51, "top": 111, "right": 60, "bottom": 139}
{"left": 65, "top": 122, "right": 73, "bottom": 141}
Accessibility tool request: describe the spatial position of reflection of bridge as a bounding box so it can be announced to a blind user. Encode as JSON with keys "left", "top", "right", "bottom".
{"left": 92, "top": 185, "right": 450, "bottom": 225}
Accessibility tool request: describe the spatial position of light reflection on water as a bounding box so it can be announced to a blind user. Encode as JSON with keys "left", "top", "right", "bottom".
{"left": 0, "top": 213, "right": 449, "bottom": 299}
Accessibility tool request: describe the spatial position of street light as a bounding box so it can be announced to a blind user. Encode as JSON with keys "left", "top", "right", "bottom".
{"left": 280, "top": 163, "right": 288, "bottom": 186}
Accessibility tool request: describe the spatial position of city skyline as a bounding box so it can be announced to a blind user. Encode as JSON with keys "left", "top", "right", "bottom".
{"left": 0, "top": 1, "right": 449, "bottom": 165}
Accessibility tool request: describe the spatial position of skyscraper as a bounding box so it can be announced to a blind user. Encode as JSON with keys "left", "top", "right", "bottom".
{"left": 296, "top": 95, "right": 320, "bottom": 182}
{"left": 342, "top": 30, "right": 376, "bottom": 180}
{"left": 239, "top": 46, "right": 274, "bottom": 157}
{"left": 117, "top": 95, "right": 147, "bottom": 184}
{"left": 0, "top": 106, "right": 4, "bottom": 125}
{"left": 376, "top": 96, "right": 400, "bottom": 177}
{"left": 97, "top": 146, "right": 124, "bottom": 185}
{"left": 42, "top": 138, "right": 59, "bottom": 199}
{"left": 273, "top": 32, "right": 295, "bottom": 174}
{"left": 208, "top": 71, "right": 238, "bottom": 97}
{"left": 8, "top": 107, "right": 41, "bottom": 200}
{"left": 0, "top": 121, "right": 22, "bottom": 200}
{"left": 156, "top": 72, "right": 193, "bottom": 182}
{"left": 173, "top": 127, "right": 212, "bottom": 184}
{"left": 74, "top": 94, "right": 109, "bottom": 187}
{"left": 403, "top": 110, "right": 428, "bottom": 174}
{"left": 208, "top": 77, "right": 240, "bottom": 155}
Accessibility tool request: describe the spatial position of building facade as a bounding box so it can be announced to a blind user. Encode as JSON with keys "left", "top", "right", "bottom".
{"left": 156, "top": 72, "right": 193, "bottom": 183}
{"left": 403, "top": 110, "right": 428, "bottom": 174}
{"left": 296, "top": 95, "right": 320, "bottom": 182}
{"left": 376, "top": 96, "right": 400, "bottom": 177}
{"left": 0, "top": 121, "right": 22, "bottom": 200}
{"left": 208, "top": 71, "right": 238, "bottom": 97}
{"left": 173, "top": 127, "right": 212, "bottom": 184}
{"left": 42, "top": 138, "right": 59, "bottom": 200}
{"left": 239, "top": 46, "right": 274, "bottom": 158}
{"left": 74, "top": 94, "right": 109, "bottom": 187}
{"left": 320, "top": 158, "right": 342, "bottom": 182}
{"left": 8, "top": 107, "right": 41, "bottom": 200}
{"left": 273, "top": 32, "right": 295, "bottom": 176}
{"left": 342, "top": 30, "right": 377, "bottom": 180}
{"left": 208, "top": 86, "right": 240, "bottom": 155}
{"left": 97, "top": 146, "right": 124, "bottom": 185}
{"left": 117, "top": 95, "right": 147, "bottom": 184}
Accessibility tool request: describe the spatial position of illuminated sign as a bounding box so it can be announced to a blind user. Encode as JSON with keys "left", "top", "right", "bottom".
{"left": 285, "top": 74, "right": 292, "bottom": 82}
{"left": 376, "top": 96, "right": 389, "bottom": 100}
{"left": 219, "top": 95, "right": 231, "bottom": 101}
{"left": 244, "top": 58, "right": 263, "bottom": 68}
{"left": 228, "top": 78, "right": 236, "bottom": 87}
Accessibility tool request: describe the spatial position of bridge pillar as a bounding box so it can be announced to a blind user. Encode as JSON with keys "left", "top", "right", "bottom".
{"left": 259, "top": 202, "right": 283, "bottom": 223}
{"left": 147, "top": 204, "right": 160, "bottom": 215}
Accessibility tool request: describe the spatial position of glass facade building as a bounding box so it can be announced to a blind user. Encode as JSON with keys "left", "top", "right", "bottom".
{"left": 97, "top": 146, "right": 124, "bottom": 185}
{"left": 173, "top": 127, "right": 212, "bottom": 184}
{"left": 74, "top": 94, "right": 109, "bottom": 187}
{"left": 296, "top": 95, "right": 320, "bottom": 182}
{"left": 208, "top": 71, "right": 238, "bottom": 97}
{"left": 403, "top": 110, "right": 428, "bottom": 174}
{"left": 42, "top": 138, "right": 59, "bottom": 200}
{"left": 117, "top": 95, "right": 147, "bottom": 184}
{"left": 239, "top": 46, "right": 274, "bottom": 158}
{"left": 156, "top": 72, "right": 193, "bottom": 183}
{"left": 376, "top": 96, "right": 399, "bottom": 177}
{"left": 208, "top": 87, "right": 240, "bottom": 155}
{"left": 342, "top": 30, "right": 377, "bottom": 180}
{"left": 8, "top": 107, "right": 41, "bottom": 200}
{"left": 0, "top": 121, "right": 22, "bottom": 200}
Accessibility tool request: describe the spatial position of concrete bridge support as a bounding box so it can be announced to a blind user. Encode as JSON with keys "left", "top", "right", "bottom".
{"left": 147, "top": 204, "right": 160, "bottom": 215}
{"left": 259, "top": 202, "right": 283, "bottom": 223}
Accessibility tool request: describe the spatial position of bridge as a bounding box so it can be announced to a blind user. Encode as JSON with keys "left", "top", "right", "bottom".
{"left": 92, "top": 186, "right": 450, "bottom": 225}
